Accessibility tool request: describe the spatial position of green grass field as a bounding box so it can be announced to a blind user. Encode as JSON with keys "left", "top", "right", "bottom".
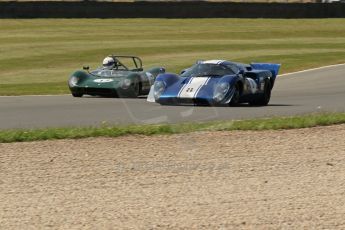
{"left": 1, "top": 19, "right": 345, "bottom": 95}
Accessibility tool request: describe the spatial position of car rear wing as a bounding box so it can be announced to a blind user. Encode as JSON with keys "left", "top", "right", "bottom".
{"left": 250, "top": 63, "right": 281, "bottom": 79}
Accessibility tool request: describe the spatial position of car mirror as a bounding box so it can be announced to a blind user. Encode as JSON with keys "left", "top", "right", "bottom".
{"left": 180, "top": 70, "right": 186, "bottom": 75}
{"left": 83, "top": 66, "right": 90, "bottom": 70}
{"left": 239, "top": 69, "right": 244, "bottom": 75}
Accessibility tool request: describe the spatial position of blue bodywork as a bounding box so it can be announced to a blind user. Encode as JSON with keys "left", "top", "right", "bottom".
{"left": 150, "top": 60, "right": 280, "bottom": 106}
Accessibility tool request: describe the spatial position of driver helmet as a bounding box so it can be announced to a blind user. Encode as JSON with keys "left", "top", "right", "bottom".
{"left": 102, "top": 56, "right": 115, "bottom": 69}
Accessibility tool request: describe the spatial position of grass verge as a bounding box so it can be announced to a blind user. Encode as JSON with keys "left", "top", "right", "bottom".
{"left": 1, "top": 112, "right": 344, "bottom": 143}
{"left": 1, "top": 19, "right": 345, "bottom": 95}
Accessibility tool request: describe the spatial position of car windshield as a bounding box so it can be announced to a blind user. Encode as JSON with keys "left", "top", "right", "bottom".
{"left": 90, "top": 68, "right": 126, "bottom": 77}
{"left": 181, "top": 64, "right": 235, "bottom": 77}
{"left": 89, "top": 56, "right": 143, "bottom": 77}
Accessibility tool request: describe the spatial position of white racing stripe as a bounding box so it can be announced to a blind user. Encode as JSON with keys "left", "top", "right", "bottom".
{"left": 194, "top": 77, "right": 211, "bottom": 98}
{"left": 178, "top": 77, "right": 210, "bottom": 99}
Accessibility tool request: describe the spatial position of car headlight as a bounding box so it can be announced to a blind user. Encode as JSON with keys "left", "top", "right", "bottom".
{"left": 153, "top": 81, "right": 166, "bottom": 100}
{"left": 213, "top": 82, "right": 230, "bottom": 102}
{"left": 122, "top": 78, "right": 132, "bottom": 89}
{"left": 69, "top": 76, "right": 79, "bottom": 87}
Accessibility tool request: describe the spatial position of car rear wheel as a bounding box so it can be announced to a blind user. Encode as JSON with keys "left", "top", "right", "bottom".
{"left": 250, "top": 79, "right": 271, "bottom": 106}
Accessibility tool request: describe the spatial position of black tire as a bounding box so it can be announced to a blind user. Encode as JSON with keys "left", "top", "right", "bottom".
{"left": 250, "top": 79, "right": 271, "bottom": 106}
{"left": 229, "top": 84, "right": 241, "bottom": 106}
{"left": 72, "top": 92, "right": 83, "bottom": 97}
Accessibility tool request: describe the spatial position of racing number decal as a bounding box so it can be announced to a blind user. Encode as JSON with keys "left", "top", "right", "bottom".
{"left": 178, "top": 77, "right": 210, "bottom": 98}
{"left": 93, "top": 79, "right": 114, "bottom": 83}
{"left": 186, "top": 87, "right": 194, "bottom": 93}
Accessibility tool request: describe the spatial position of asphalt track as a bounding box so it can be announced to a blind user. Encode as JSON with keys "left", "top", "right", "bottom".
{"left": 0, "top": 64, "right": 344, "bottom": 129}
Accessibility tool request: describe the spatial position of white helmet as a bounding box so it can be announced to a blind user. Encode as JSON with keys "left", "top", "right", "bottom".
{"left": 103, "top": 56, "right": 115, "bottom": 69}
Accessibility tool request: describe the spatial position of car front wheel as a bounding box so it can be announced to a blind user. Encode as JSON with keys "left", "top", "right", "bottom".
{"left": 229, "top": 84, "right": 240, "bottom": 106}
{"left": 72, "top": 92, "right": 83, "bottom": 97}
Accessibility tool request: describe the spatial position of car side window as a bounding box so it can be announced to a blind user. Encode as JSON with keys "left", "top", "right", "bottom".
{"left": 226, "top": 64, "right": 239, "bottom": 74}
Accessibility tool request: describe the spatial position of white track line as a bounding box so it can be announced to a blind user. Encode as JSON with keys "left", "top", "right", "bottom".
{"left": 1, "top": 63, "right": 345, "bottom": 98}
{"left": 278, "top": 63, "right": 345, "bottom": 77}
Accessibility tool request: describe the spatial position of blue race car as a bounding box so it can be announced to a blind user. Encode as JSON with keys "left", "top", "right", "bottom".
{"left": 147, "top": 60, "right": 280, "bottom": 106}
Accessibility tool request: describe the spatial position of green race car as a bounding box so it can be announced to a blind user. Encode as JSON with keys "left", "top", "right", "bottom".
{"left": 68, "top": 55, "right": 165, "bottom": 97}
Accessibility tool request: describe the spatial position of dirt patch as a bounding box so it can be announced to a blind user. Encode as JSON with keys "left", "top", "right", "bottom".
{"left": 1, "top": 125, "right": 345, "bottom": 229}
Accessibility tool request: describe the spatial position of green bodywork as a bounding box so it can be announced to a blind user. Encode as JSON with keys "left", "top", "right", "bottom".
{"left": 68, "top": 56, "right": 165, "bottom": 97}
